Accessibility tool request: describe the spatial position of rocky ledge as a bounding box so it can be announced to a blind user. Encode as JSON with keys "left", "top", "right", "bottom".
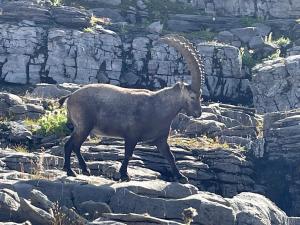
{"left": 0, "top": 86, "right": 300, "bottom": 224}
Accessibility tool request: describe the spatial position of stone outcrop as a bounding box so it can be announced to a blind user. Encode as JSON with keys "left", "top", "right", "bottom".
{"left": 0, "top": 168, "right": 296, "bottom": 225}
{"left": 0, "top": 93, "right": 44, "bottom": 120}
{"left": 0, "top": 22, "right": 250, "bottom": 104}
{"left": 251, "top": 55, "right": 300, "bottom": 113}
{"left": 178, "top": 0, "right": 300, "bottom": 18}
{"left": 260, "top": 109, "right": 300, "bottom": 216}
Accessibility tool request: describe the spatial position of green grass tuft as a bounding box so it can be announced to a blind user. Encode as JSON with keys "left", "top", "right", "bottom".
{"left": 35, "top": 108, "right": 70, "bottom": 137}
{"left": 240, "top": 48, "right": 257, "bottom": 68}
{"left": 13, "top": 145, "right": 29, "bottom": 153}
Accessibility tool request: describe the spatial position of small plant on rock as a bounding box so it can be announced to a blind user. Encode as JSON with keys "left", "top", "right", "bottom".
{"left": 273, "top": 36, "right": 291, "bottom": 47}
{"left": 182, "top": 207, "right": 198, "bottom": 225}
{"left": 240, "top": 47, "right": 257, "bottom": 68}
{"left": 265, "top": 32, "right": 291, "bottom": 47}
{"left": 13, "top": 144, "right": 29, "bottom": 153}
{"left": 50, "top": 0, "right": 62, "bottom": 6}
{"left": 36, "top": 108, "right": 70, "bottom": 137}
{"left": 83, "top": 27, "right": 94, "bottom": 33}
{"left": 266, "top": 49, "right": 281, "bottom": 61}
{"left": 90, "top": 15, "right": 111, "bottom": 26}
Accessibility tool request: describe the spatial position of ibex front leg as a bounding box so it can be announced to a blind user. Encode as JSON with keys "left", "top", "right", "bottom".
{"left": 155, "top": 136, "right": 188, "bottom": 184}
{"left": 119, "top": 139, "right": 137, "bottom": 181}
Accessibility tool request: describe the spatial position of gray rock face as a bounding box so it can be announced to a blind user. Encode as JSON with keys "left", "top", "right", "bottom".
{"left": 46, "top": 29, "right": 122, "bottom": 84}
{"left": 256, "top": 109, "right": 300, "bottom": 216}
{"left": 0, "top": 24, "right": 45, "bottom": 84}
{"left": 0, "top": 1, "right": 51, "bottom": 24}
{"left": 0, "top": 22, "right": 250, "bottom": 104}
{"left": 251, "top": 55, "right": 300, "bottom": 113}
{"left": 197, "top": 43, "right": 252, "bottom": 104}
{"left": 179, "top": 0, "right": 300, "bottom": 18}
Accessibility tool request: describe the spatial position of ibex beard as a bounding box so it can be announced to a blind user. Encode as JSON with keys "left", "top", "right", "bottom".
{"left": 59, "top": 35, "right": 205, "bottom": 184}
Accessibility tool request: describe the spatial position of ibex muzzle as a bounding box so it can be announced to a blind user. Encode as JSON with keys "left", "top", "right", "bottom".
{"left": 59, "top": 34, "right": 205, "bottom": 184}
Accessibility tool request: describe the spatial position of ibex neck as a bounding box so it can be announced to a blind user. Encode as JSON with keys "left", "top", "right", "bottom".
{"left": 154, "top": 85, "right": 184, "bottom": 121}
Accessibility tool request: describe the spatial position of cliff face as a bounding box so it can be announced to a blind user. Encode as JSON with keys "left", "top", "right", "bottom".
{"left": 0, "top": 0, "right": 299, "bottom": 106}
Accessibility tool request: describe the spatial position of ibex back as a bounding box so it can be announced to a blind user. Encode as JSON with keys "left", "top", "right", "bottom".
{"left": 59, "top": 35, "right": 205, "bottom": 183}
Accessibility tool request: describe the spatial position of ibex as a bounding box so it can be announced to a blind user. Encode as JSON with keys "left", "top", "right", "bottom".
{"left": 59, "top": 35, "right": 205, "bottom": 183}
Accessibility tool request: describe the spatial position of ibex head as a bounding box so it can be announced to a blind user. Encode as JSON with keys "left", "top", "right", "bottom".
{"left": 160, "top": 34, "right": 205, "bottom": 118}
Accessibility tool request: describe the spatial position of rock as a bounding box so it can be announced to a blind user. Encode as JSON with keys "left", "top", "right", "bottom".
{"left": 19, "top": 197, "right": 54, "bottom": 225}
{"left": 251, "top": 55, "right": 300, "bottom": 113}
{"left": 287, "top": 46, "right": 300, "bottom": 56}
{"left": 79, "top": 200, "right": 111, "bottom": 219}
{"left": 0, "top": 24, "right": 45, "bottom": 84}
{"left": 174, "top": 0, "right": 300, "bottom": 19}
{"left": 229, "top": 192, "right": 288, "bottom": 225}
{"left": 101, "top": 213, "right": 183, "bottom": 225}
{"left": 0, "top": 222, "right": 32, "bottom": 225}
{"left": 89, "top": 8, "right": 124, "bottom": 22}
{"left": 46, "top": 29, "right": 122, "bottom": 84}
{"left": 185, "top": 119, "right": 226, "bottom": 137}
{"left": 0, "top": 121, "right": 32, "bottom": 144}
{"left": 167, "top": 15, "right": 243, "bottom": 32}
{"left": 0, "top": 1, "right": 51, "bottom": 24}
{"left": 197, "top": 42, "right": 252, "bottom": 105}
{"left": 0, "top": 189, "right": 20, "bottom": 220}
{"left": 30, "top": 189, "right": 54, "bottom": 212}
{"left": 0, "top": 93, "right": 23, "bottom": 117}
{"left": 147, "top": 21, "right": 163, "bottom": 34}
{"left": 9, "top": 104, "right": 44, "bottom": 120}
{"left": 51, "top": 6, "right": 91, "bottom": 29}
{"left": 82, "top": 0, "right": 121, "bottom": 6}
{"left": 249, "top": 36, "right": 265, "bottom": 49}
{"left": 30, "top": 83, "right": 71, "bottom": 99}
{"left": 111, "top": 180, "right": 198, "bottom": 199}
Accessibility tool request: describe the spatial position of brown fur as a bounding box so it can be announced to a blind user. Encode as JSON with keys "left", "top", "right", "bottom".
{"left": 61, "top": 35, "right": 204, "bottom": 183}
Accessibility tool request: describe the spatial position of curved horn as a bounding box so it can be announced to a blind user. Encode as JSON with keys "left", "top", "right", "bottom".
{"left": 160, "top": 34, "right": 205, "bottom": 95}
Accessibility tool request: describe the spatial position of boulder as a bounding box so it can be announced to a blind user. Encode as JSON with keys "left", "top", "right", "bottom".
{"left": 51, "top": 6, "right": 91, "bottom": 29}
{"left": 251, "top": 55, "right": 300, "bottom": 113}
{"left": 79, "top": 201, "right": 112, "bottom": 219}
{"left": 0, "top": 93, "right": 23, "bottom": 117}
{"left": 147, "top": 21, "right": 163, "bottom": 34}
{"left": 19, "top": 197, "right": 54, "bottom": 225}
{"left": 0, "top": 189, "right": 20, "bottom": 220}
{"left": 30, "top": 84, "right": 71, "bottom": 99}
{"left": 0, "top": 1, "right": 51, "bottom": 24}
{"left": 89, "top": 8, "right": 124, "bottom": 22}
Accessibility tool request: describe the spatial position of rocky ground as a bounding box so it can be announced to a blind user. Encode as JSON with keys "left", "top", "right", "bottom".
{"left": 0, "top": 84, "right": 299, "bottom": 224}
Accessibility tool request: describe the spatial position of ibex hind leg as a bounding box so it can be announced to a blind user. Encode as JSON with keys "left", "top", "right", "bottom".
{"left": 63, "top": 126, "right": 92, "bottom": 177}
{"left": 119, "top": 139, "right": 137, "bottom": 182}
{"left": 155, "top": 137, "right": 189, "bottom": 184}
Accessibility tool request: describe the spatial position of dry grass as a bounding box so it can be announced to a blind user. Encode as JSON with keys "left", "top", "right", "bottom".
{"left": 168, "top": 135, "right": 230, "bottom": 150}
{"left": 13, "top": 144, "right": 29, "bottom": 153}
{"left": 90, "top": 15, "right": 111, "bottom": 26}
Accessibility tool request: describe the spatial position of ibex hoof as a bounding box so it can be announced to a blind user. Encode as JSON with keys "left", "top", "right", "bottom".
{"left": 177, "top": 175, "right": 189, "bottom": 184}
{"left": 120, "top": 175, "right": 131, "bottom": 182}
{"left": 66, "top": 169, "right": 77, "bottom": 177}
{"left": 82, "top": 168, "right": 91, "bottom": 176}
